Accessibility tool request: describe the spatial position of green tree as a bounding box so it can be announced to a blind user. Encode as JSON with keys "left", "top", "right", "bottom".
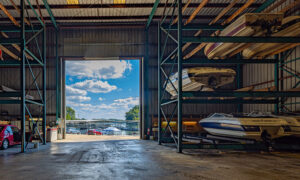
{"left": 66, "top": 106, "right": 76, "bottom": 120}
{"left": 125, "top": 105, "right": 139, "bottom": 120}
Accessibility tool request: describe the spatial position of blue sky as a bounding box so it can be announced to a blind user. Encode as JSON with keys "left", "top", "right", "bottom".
{"left": 65, "top": 60, "right": 139, "bottom": 120}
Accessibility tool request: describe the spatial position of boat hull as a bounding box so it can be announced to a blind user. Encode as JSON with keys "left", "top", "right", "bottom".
{"left": 204, "top": 13, "right": 283, "bottom": 59}
{"left": 166, "top": 67, "right": 236, "bottom": 97}
{"left": 200, "top": 116, "right": 289, "bottom": 141}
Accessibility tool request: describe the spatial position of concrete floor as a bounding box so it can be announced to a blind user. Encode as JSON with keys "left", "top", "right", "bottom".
{"left": 0, "top": 139, "right": 300, "bottom": 180}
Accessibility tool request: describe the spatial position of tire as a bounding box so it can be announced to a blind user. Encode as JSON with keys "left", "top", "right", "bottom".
{"left": 1, "top": 139, "right": 9, "bottom": 150}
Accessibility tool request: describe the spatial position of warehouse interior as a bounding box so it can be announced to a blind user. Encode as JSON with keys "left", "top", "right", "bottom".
{"left": 0, "top": 0, "right": 300, "bottom": 179}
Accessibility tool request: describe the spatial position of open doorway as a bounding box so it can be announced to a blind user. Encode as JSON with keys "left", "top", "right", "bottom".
{"left": 62, "top": 58, "right": 141, "bottom": 141}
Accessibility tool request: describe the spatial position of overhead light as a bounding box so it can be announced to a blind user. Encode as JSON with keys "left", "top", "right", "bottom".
{"left": 67, "top": 0, "right": 79, "bottom": 4}
{"left": 114, "top": 0, "right": 126, "bottom": 4}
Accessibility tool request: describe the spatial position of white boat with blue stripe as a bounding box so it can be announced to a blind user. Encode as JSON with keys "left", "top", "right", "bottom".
{"left": 199, "top": 113, "right": 290, "bottom": 141}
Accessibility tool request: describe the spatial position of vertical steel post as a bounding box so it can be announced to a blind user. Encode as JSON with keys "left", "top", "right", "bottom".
{"left": 144, "top": 29, "right": 149, "bottom": 139}
{"left": 42, "top": 26, "right": 46, "bottom": 144}
{"left": 20, "top": 0, "right": 26, "bottom": 153}
{"left": 177, "top": 0, "right": 183, "bottom": 153}
{"left": 56, "top": 29, "right": 59, "bottom": 122}
{"left": 274, "top": 54, "right": 279, "bottom": 114}
{"left": 280, "top": 53, "right": 284, "bottom": 112}
{"left": 237, "top": 53, "right": 243, "bottom": 112}
{"left": 158, "top": 23, "right": 162, "bottom": 145}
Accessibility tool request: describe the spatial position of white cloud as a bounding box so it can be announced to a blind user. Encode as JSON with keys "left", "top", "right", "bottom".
{"left": 98, "top": 97, "right": 104, "bottom": 101}
{"left": 67, "top": 96, "right": 91, "bottom": 102}
{"left": 72, "top": 79, "right": 117, "bottom": 93}
{"left": 112, "top": 97, "right": 139, "bottom": 108}
{"left": 66, "top": 60, "right": 132, "bottom": 79}
{"left": 66, "top": 85, "right": 87, "bottom": 96}
{"left": 66, "top": 97, "right": 140, "bottom": 119}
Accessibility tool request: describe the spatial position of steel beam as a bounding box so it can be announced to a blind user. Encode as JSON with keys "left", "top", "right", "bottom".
{"left": 42, "top": 0, "right": 57, "bottom": 29}
{"left": 182, "top": 99, "right": 278, "bottom": 104}
{"left": 177, "top": 0, "right": 183, "bottom": 153}
{"left": 164, "top": 58, "right": 278, "bottom": 64}
{"left": 183, "top": 91, "right": 300, "bottom": 97}
{"left": 254, "top": 0, "right": 276, "bottom": 13}
{"left": 183, "top": 36, "right": 300, "bottom": 43}
{"left": 0, "top": 60, "right": 41, "bottom": 66}
{"left": 0, "top": 92, "right": 20, "bottom": 97}
{"left": 0, "top": 26, "right": 42, "bottom": 32}
{"left": 0, "top": 38, "right": 21, "bottom": 44}
{"left": 158, "top": 23, "right": 162, "bottom": 145}
{"left": 146, "top": 0, "right": 160, "bottom": 29}
{"left": 42, "top": 27, "right": 46, "bottom": 144}
{"left": 20, "top": 0, "right": 26, "bottom": 153}
{"left": 24, "top": 48, "right": 44, "bottom": 65}
{"left": 162, "top": 24, "right": 224, "bottom": 30}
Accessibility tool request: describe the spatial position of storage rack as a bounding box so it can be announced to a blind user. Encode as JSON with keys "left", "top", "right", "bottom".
{"left": 0, "top": 0, "right": 58, "bottom": 152}
{"left": 152, "top": 0, "right": 300, "bottom": 153}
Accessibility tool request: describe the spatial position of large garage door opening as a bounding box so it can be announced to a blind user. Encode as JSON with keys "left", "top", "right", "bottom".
{"left": 64, "top": 59, "right": 140, "bottom": 141}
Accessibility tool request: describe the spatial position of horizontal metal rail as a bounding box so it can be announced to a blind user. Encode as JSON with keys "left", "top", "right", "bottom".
{"left": 0, "top": 26, "right": 42, "bottom": 32}
{"left": 182, "top": 99, "right": 278, "bottom": 104}
{"left": 0, "top": 60, "right": 41, "bottom": 66}
{"left": 164, "top": 58, "right": 278, "bottom": 64}
{"left": 183, "top": 91, "right": 300, "bottom": 97}
{"left": 0, "top": 38, "right": 21, "bottom": 44}
{"left": 162, "top": 24, "right": 224, "bottom": 30}
{"left": 183, "top": 36, "right": 300, "bottom": 43}
{"left": 0, "top": 92, "right": 20, "bottom": 97}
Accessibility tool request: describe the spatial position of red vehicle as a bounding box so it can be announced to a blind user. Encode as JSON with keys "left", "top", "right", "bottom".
{"left": 0, "top": 125, "right": 21, "bottom": 150}
{"left": 88, "top": 129, "right": 102, "bottom": 135}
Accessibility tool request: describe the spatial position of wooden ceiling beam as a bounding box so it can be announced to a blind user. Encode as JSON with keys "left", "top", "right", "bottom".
{"left": 184, "top": 0, "right": 209, "bottom": 25}
{"left": 172, "top": 0, "right": 192, "bottom": 25}
{"left": 0, "top": 2, "right": 20, "bottom": 27}
{"left": 184, "top": 0, "right": 241, "bottom": 59}
{"left": 8, "top": 0, "right": 30, "bottom": 25}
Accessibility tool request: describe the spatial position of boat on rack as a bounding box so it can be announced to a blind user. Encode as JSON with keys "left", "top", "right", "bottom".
{"left": 199, "top": 113, "right": 290, "bottom": 141}
{"left": 204, "top": 13, "right": 283, "bottom": 59}
{"left": 166, "top": 67, "right": 236, "bottom": 97}
{"left": 243, "top": 16, "right": 300, "bottom": 59}
{"left": 275, "top": 115, "right": 300, "bottom": 137}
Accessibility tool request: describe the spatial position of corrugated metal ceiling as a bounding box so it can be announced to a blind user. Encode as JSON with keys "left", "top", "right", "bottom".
{"left": 0, "top": 0, "right": 279, "bottom": 24}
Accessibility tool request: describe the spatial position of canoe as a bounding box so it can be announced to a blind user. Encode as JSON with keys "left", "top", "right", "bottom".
{"left": 166, "top": 67, "right": 236, "bottom": 97}
{"left": 204, "top": 13, "right": 283, "bottom": 59}
{"left": 243, "top": 16, "right": 300, "bottom": 59}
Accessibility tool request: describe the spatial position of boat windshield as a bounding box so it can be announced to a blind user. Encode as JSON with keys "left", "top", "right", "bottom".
{"left": 210, "top": 113, "right": 233, "bottom": 118}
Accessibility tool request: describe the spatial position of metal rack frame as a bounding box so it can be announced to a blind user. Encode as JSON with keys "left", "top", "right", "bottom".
{"left": 0, "top": 0, "right": 57, "bottom": 152}
{"left": 154, "top": 0, "right": 300, "bottom": 153}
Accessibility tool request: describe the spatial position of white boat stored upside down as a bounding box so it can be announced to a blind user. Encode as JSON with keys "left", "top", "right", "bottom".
{"left": 166, "top": 67, "right": 236, "bottom": 97}
{"left": 199, "top": 113, "right": 290, "bottom": 141}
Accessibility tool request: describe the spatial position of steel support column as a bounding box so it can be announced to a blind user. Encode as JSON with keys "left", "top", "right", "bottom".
{"left": 158, "top": 23, "right": 162, "bottom": 145}
{"left": 237, "top": 54, "right": 243, "bottom": 112}
{"left": 56, "top": 29, "right": 60, "bottom": 123}
{"left": 274, "top": 54, "right": 279, "bottom": 114}
{"left": 144, "top": 29, "right": 150, "bottom": 139}
{"left": 177, "top": 0, "right": 183, "bottom": 153}
{"left": 42, "top": 26, "right": 46, "bottom": 144}
{"left": 20, "top": 0, "right": 26, "bottom": 153}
